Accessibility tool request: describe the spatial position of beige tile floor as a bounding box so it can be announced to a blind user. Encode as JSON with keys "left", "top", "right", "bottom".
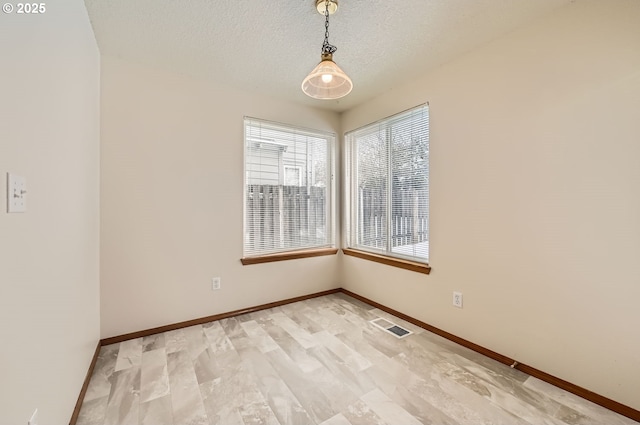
{"left": 76, "top": 293, "right": 637, "bottom": 425}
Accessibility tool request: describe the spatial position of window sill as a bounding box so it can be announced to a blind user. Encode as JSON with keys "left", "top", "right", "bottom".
{"left": 241, "top": 248, "right": 338, "bottom": 265}
{"left": 342, "top": 248, "right": 431, "bottom": 274}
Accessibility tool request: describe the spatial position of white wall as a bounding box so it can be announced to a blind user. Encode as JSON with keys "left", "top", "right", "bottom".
{"left": 100, "top": 57, "right": 341, "bottom": 338}
{"left": 0, "top": 1, "right": 101, "bottom": 424}
{"left": 341, "top": 0, "right": 640, "bottom": 410}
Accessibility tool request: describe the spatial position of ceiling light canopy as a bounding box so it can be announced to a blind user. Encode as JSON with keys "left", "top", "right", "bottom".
{"left": 302, "top": 0, "right": 353, "bottom": 100}
{"left": 315, "top": 0, "right": 338, "bottom": 15}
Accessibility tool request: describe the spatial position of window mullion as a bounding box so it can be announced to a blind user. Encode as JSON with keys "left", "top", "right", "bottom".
{"left": 351, "top": 139, "right": 359, "bottom": 247}
{"left": 386, "top": 126, "right": 393, "bottom": 254}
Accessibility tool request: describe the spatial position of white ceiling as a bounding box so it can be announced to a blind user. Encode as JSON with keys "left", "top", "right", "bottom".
{"left": 84, "top": 0, "right": 575, "bottom": 112}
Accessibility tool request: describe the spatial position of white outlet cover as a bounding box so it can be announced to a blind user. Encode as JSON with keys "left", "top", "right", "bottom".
{"left": 453, "top": 291, "right": 463, "bottom": 308}
{"left": 212, "top": 277, "right": 221, "bottom": 290}
{"left": 7, "top": 172, "right": 27, "bottom": 213}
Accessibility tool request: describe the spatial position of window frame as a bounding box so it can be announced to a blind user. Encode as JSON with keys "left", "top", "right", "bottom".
{"left": 242, "top": 117, "right": 337, "bottom": 264}
{"left": 343, "top": 104, "right": 430, "bottom": 273}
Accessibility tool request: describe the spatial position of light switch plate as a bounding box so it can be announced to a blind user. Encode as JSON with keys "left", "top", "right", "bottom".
{"left": 7, "top": 172, "right": 27, "bottom": 213}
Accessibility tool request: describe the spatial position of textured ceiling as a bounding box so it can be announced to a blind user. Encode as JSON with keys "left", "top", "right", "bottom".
{"left": 84, "top": 0, "right": 575, "bottom": 112}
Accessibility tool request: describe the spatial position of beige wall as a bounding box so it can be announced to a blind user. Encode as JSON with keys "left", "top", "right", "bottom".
{"left": 100, "top": 57, "right": 341, "bottom": 338}
{"left": 341, "top": 0, "right": 640, "bottom": 410}
{"left": 0, "top": 1, "right": 101, "bottom": 424}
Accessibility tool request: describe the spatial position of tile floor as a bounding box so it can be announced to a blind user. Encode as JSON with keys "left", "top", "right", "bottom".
{"left": 76, "top": 293, "right": 637, "bottom": 425}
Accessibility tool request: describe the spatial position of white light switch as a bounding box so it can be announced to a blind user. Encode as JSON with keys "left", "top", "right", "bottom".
{"left": 7, "top": 172, "right": 27, "bottom": 213}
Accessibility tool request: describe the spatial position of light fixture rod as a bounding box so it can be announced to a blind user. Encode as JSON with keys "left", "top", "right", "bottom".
{"left": 321, "top": 0, "right": 337, "bottom": 55}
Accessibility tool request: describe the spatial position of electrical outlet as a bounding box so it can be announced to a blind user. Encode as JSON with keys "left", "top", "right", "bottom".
{"left": 7, "top": 172, "right": 27, "bottom": 213}
{"left": 212, "top": 277, "right": 221, "bottom": 291}
{"left": 453, "top": 291, "right": 463, "bottom": 308}
{"left": 28, "top": 408, "right": 38, "bottom": 425}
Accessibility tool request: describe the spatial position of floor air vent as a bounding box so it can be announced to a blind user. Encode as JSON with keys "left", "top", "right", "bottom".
{"left": 370, "top": 318, "right": 413, "bottom": 338}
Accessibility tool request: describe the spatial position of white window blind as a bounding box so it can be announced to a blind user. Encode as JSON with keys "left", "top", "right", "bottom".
{"left": 345, "top": 104, "right": 429, "bottom": 263}
{"left": 244, "top": 117, "right": 335, "bottom": 257}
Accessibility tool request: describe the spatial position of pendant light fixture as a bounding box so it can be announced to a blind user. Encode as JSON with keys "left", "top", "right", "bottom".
{"left": 302, "top": 0, "right": 353, "bottom": 100}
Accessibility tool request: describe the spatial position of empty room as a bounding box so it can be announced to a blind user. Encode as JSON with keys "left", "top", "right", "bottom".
{"left": 1, "top": 0, "right": 639, "bottom": 424}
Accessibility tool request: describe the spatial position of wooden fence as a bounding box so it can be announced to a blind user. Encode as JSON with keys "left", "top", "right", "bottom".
{"left": 358, "top": 186, "right": 428, "bottom": 249}
{"left": 246, "top": 184, "right": 326, "bottom": 252}
{"left": 245, "top": 184, "right": 426, "bottom": 253}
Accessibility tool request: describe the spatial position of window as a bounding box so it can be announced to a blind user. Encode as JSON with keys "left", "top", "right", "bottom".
{"left": 344, "top": 104, "right": 429, "bottom": 269}
{"left": 283, "top": 166, "right": 302, "bottom": 186}
{"left": 243, "top": 117, "right": 336, "bottom": 262}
